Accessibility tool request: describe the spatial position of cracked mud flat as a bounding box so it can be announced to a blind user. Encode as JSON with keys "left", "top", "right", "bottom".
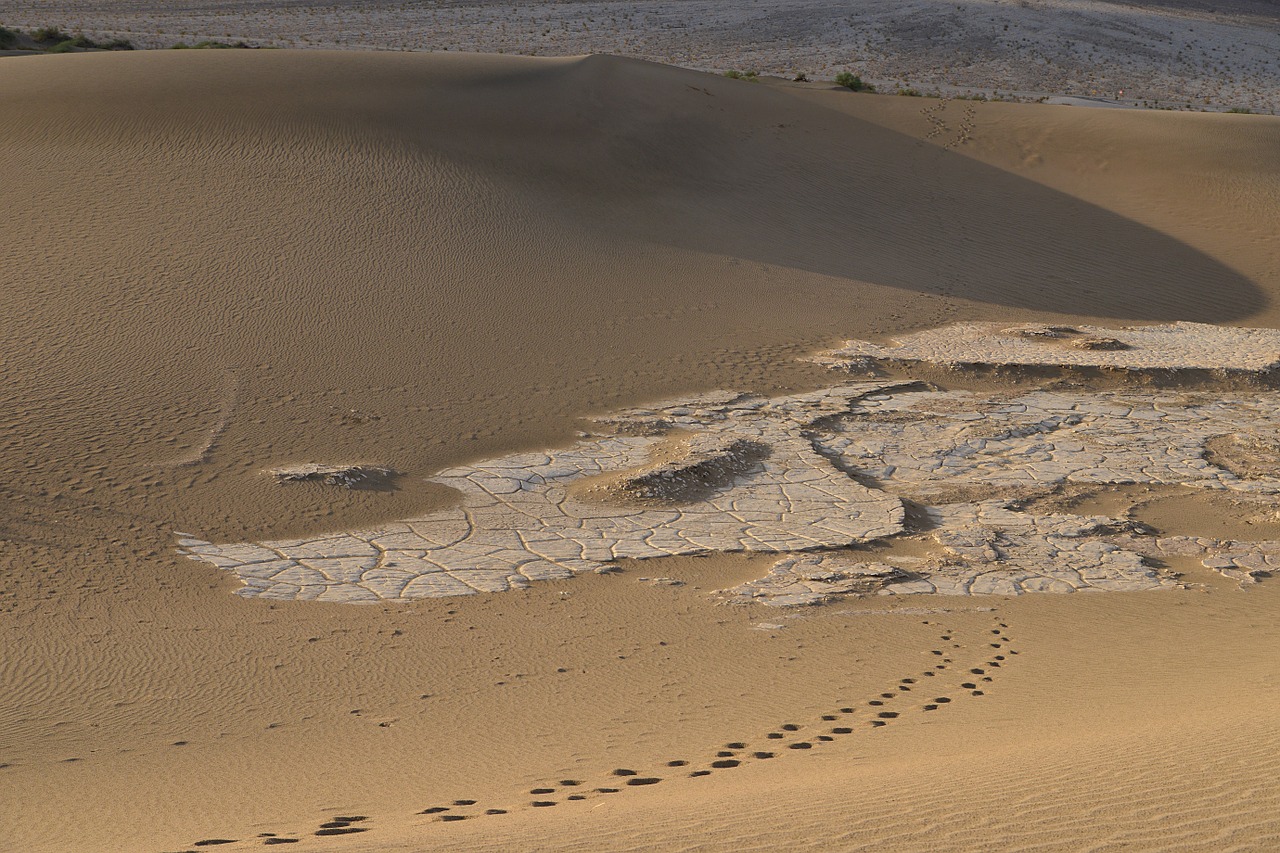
{"left": 817, "top": 321, "right": 1280, "bottom": 377}
{"left": 180, "top": 323, "right": 1280, "bottom": 603}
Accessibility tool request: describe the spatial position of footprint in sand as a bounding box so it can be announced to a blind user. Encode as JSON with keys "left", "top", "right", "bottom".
{"left": 377, "top": 617, "right": 1020, "bottom": 833}
{"left": 314, "top": 815, "right": 369, "bottom": 836}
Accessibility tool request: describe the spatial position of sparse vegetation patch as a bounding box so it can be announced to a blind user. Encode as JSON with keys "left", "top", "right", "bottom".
{"left": 3, "top": 25, "right": 134, "bottom": 52}
{"left": 172, "top": 39, "right": 252, "bottom": 49}
{"left": 835, "top": 71, "right": 874, "bottom": 92}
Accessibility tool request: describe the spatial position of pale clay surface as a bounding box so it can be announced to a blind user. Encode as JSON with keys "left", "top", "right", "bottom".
{"left": 179, "top": 323, "right": 1280, "bottom": 604}
{"left": 818, "top": 322, "right": 1280, "bottom": 374}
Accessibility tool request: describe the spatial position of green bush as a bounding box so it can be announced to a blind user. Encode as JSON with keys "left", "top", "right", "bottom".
{"left": 723, "top": 69, "right": 758, "bottom": 81}
{"left": 1226, "top": 107, "right": 1254, "bottom": 114}
{"left": 835, "top": 71, "right": 874, "bottom": 92}
{"left": 172, "top": 39, "right": 251, "bottom": 49}
{"left": 31, "top": 26, "right": 69, "bottom": 43}
{"left": 896, "top": 87, "right": 923, "bottom": 97}
{"left": 0, "top": 26, "right": 16, "bottom": 47}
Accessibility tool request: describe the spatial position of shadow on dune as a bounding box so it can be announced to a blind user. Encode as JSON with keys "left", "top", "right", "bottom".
{"left": 6, "top": 50, "right": 1261, "bottom": 324}
{"left": 364, "top": 53, "right": 1262, "bottom": 322}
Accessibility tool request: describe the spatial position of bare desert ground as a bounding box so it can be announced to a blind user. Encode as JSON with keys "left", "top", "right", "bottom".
{"left": 2, "top": 48, "right": 1280, "bottom": 852}
{"left": 2, "top": 0, "right": 1279, "bottom": 111}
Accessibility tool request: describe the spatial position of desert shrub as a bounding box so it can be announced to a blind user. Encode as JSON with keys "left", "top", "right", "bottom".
{"left": 723, "top": 69, "right": 758, "bottom": 81}
{"left": 793, "top": 72, "right": 809, "bottom": 82}
{"left": 0, "top": 26, "right": 15, "bottom": 47}
{"left": 1226, "top": 107, "right": 1254, "bottom": 114}
{"left": 31, "top": 26, "right": 69, "bottom": 43}
{"left": 47, "top": 34, "right": 100, "bottom": 52}
{"left": 896, "top": 87, "right": 923, "bottom": 97}
{"left": 103, "top": 37, "right": 134, "bottom": 50}
{"left": 835, "top": 71, "right": 873, "bottom": 92}
{"left": 173, "top": 39, "right": 251, "bottom": 49}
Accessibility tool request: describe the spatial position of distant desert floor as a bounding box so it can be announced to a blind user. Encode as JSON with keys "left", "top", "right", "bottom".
{"left": 2, "top": 50, "right": 1280, "bottom": 852}
{"left": 1, "top": 0, "right": 1280, "bottom": 112}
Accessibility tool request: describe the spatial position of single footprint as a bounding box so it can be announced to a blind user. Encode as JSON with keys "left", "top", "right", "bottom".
{"left": 486, "top": 809, "right": 507, "bottom": 815}
{"left": 711, "top": 759, "right": 740, "bottom": 768}
{"left": 789, "top": 742, "right": 812, "bottom": 749}
{"left": 531, "top": 801, "right": 557, "bottom": 808}
{"left": 627, "top": 777, "right": 662, "bottom": 786}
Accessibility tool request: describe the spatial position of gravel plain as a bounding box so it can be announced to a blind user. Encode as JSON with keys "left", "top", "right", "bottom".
{"left": 2, "top": 0, "right": 1278, "bottom": 112}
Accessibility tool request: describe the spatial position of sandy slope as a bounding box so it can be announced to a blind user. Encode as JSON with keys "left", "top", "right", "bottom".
{"left": 1, "top": 50, "right": 1279, "bottom": 852}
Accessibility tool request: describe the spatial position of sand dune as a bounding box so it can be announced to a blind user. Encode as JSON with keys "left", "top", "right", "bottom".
{"left": 2, "top": 50, "right": 1280, "bottom": 852}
